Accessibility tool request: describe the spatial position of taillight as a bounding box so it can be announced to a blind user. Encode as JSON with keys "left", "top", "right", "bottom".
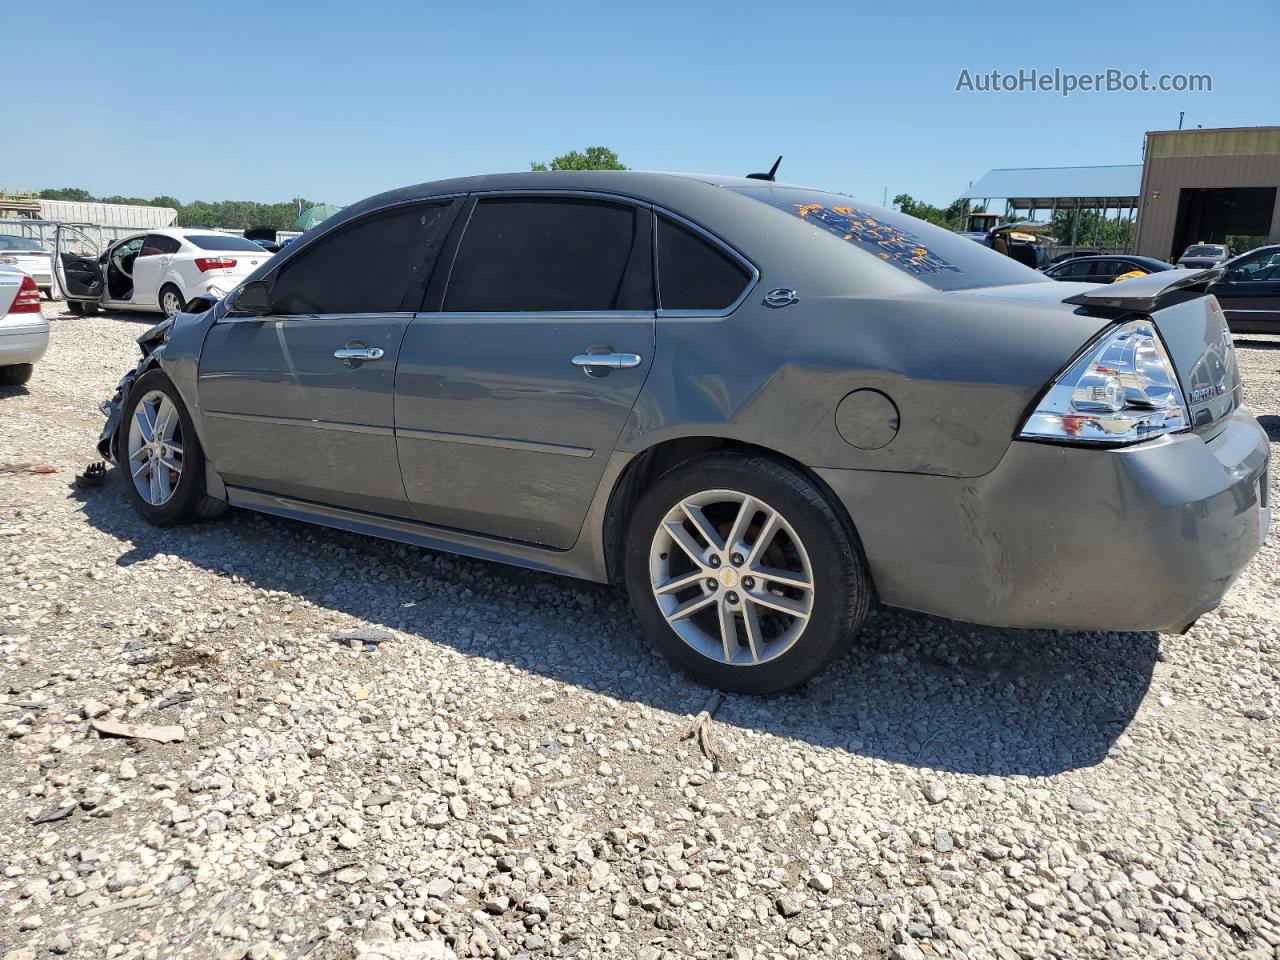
{"left": 1020, "top": 320, "right": 1188, "bottom": 444}
{"left": 195, "top": 257, "right": 237, "bottom": 272}
{"left": 11, "top": 275, "right": 41, "bottom": 314}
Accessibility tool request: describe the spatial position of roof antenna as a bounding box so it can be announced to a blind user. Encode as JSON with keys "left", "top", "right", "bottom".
{"left": 746, "top": 156, "right": 782, "bottom": 182}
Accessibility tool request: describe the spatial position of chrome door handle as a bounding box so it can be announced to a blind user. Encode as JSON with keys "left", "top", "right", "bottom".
{"left": 571, "top": 353, "right": 642, "bottom": 369}
{"left": 334, "top": 347, "right": 384, "bottom": 361}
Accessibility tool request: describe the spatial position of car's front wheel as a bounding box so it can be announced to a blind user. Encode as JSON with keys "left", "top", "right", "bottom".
{"left": 119, "top": 369, "right": 226, "bottom": 525}
{"left": 0, "top": 364, "right": 33, "bottom": 386}
{"left": 624, "top": 452, "right": 871, "bottom": 694}
{"left": 159, "top": 285, "right": 186, "bottom": 318}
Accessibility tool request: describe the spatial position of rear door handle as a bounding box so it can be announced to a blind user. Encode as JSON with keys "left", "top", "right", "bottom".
{"left": 571, "top": 352, "right": 642, "bottom": 369}
{"left": 334, "top": 347, "right": 384, "bottom": 361}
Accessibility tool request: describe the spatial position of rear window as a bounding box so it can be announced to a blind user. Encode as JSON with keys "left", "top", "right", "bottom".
{"left": 1183, "top": 245, "right": 1225, "bottom": 257}
{"left": 0, "top": 235, "right": 47, "bottom": 252}
{"left": 185, "top": 234, "right": 270, "bottom": 252}
{"left": 728, "top": 186, "right": 1041, "bottom": 291}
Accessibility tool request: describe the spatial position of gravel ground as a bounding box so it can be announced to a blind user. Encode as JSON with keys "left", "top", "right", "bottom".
{"left": 2, "top": 303, "right": 1279, "bottom": 960}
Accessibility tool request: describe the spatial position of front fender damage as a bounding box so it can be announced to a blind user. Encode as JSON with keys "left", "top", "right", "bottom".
{"left": 96, "top": 316, "right": 175, "bottom": 463}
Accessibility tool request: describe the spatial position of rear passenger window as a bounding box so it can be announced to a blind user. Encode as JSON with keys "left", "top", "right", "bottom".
{"left": 444, "top": 197, "right": 653, "bottom": 312}
{"left": 656, "top": 215, "right": 752, "bottom": 312}
{"left": 140, "top": 234, "right": 181, "bottom": 257}
{"left": 269, "top": 201, "right": 455, "bottom": 315}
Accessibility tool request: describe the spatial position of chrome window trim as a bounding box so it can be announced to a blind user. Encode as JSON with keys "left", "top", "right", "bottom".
{"left": 469, "top": 188, "right": 652, "bottom": 208}
{"left": 414, "top": 310, "right": 654, "bottom": 322}
{"left": 215, "top": 311, "right": 417, "bottom": 326}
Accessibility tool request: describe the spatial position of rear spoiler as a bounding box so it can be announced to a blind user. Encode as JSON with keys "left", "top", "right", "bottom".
{"left": 1062, "top": 267, "right": 1223, "bottom": 314}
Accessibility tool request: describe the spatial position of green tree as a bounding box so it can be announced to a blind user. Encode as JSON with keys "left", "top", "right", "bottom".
{"left": 530, "top": 146, "right": 626, "bottom": 172}
{"left": 39, "top": 187, "right": 94, "bottom": 202}
{"left": 1049, "top": 208, "right": 1134, "bottom": 251}
{"left": 892, "top": 193, "right": 968, "bottom": 231}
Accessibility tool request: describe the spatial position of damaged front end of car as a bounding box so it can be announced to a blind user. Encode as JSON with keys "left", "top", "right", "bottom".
{"left": 96, "top": 294, "right": 222, "bottom": 462}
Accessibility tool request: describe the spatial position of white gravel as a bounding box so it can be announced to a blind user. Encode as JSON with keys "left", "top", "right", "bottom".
{"left": 1, "top": 303, "right": 1279, "bottom": 960}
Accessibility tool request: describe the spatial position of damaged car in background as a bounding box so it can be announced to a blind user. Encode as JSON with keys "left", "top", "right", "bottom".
{"left": 95, "top": 171, "right": 1270, "bottom": 694}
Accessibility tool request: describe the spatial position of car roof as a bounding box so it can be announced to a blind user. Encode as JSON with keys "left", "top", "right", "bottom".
{"left": 1226, "top": 244, "right": 1280, "bottom": 262}
{"left": 337, "top": 170, "right": 828, "bottom": 220}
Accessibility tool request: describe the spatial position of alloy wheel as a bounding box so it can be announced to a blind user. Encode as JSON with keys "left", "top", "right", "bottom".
{"left": 126, "top": 390, "right": 184, "bottom": 506}
{"left": 161, "top": 291, "right": 182, "bottom": 317}
{"left": 648, "top": 489, "right": 814, "bottom": 666}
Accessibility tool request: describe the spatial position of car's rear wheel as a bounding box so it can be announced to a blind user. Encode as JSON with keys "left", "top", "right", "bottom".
{"left": 0, "top": 364, "right": 33, "bottom": 386}
{"left": 159, "top": 285, "right": 185, "bottom": 318}
{"left": 624, "top": 452, "right": 871, "bottom": 694}
{"left": 119, "top": 369, "right": 226, "bottom": 525}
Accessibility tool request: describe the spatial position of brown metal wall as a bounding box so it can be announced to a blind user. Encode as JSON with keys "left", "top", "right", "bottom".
{"left": 1134, "top": 130, "right": 1280, "bottom": 260}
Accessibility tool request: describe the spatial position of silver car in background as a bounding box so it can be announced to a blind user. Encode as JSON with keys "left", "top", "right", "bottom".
{"left": 0, "top": 234, "right": 54, "bottom": 298}
{"left": 0, "top": 264, "right": 48, "bottom": 385}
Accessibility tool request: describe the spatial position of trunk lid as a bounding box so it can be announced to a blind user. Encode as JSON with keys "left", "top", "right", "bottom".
{"left": 1062, "top": 268, "right": 1241, "bottom": 434}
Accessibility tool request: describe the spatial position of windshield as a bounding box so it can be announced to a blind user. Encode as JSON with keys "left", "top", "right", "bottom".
{"left": 185, "top": 234, "right": 270, "bottom": 252}
{"left": 0, "top": 235, "right": 47, "bottom": 253}
{"left": 729, "top": 186, "right": 1042, "bottom": 291}
{"left": 1183, "top": 245, "right": 1225, "bottom": 257}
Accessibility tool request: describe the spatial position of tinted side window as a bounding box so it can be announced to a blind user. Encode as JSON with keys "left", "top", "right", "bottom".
{"left": 444, "top": 197, "right": 653, "bottom": 312}
{"left": 656, "top": 215, "right": 752, "bottom": 311}
{"left": 140, "top": 234, "right": 181, "bottom": 257}
{"left": 270, "top": 202, "right": 455, "bottom": 315}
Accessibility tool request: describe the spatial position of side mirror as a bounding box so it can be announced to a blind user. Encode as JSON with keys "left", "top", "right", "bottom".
{"left": 229, "top": 280, "right": 271, "bottom": 316}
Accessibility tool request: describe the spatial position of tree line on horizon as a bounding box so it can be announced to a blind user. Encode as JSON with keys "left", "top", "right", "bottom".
{"left": 36, "top": 187, "right": 324, "bottom": 231}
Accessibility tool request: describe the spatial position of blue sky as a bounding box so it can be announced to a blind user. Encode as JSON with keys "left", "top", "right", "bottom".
{"left": 10, "top": 1, "right": 1276, "bottom": 208}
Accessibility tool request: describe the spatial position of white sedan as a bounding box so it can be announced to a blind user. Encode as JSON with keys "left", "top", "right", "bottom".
{"left": 0, "top": 234, "right": 54, "bottom": 298}
{"left": 0, "top": 264, "right": 48, "bottom": 386}
{"left": 54, "top": 227, "right": 272, "bottom": 317}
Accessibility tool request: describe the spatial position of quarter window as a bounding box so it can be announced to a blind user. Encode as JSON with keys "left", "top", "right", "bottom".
{"left": 656, "top": 215, "right": 752, "bottom": 312}
{"left": 444, "top": 197, "right": 653, "bottom": 312}
{"left": 269, "top": 202, "right": 456, "bottom": 315}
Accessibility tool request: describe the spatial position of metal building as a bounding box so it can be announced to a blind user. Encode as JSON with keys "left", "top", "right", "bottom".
{"left": 959, "top": 164, "right": 1142, "bottom": 258}
{"left": 1134, "top": 126, "right": 1280, "bottom": 260}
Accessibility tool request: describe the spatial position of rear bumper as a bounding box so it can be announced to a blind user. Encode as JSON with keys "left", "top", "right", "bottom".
{"left": 0, "top": 323, "right": 49, "bottom": 366}
{"left": 820, "top": 408, "right": 1270, "bottom": 633}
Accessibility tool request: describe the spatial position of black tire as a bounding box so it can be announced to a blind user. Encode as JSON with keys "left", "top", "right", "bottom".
{"left": 0, "top": 364, "right": 33, "bottom": 386}
{"left": 118, "top": 369, "right": 227, "bottom": 525}
{"left": 624, "top": 452, "right": 871, "bottom": 694}
{"left": 68, "top": 300, "right": 85, "bottom": 316}
{"left": 159, "top": 285, "right": 185, "bottom": 318}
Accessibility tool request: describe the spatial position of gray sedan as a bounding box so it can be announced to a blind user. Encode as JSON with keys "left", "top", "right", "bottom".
{"left": 96, "top": 171, "right": 1270, "bottom": 693}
